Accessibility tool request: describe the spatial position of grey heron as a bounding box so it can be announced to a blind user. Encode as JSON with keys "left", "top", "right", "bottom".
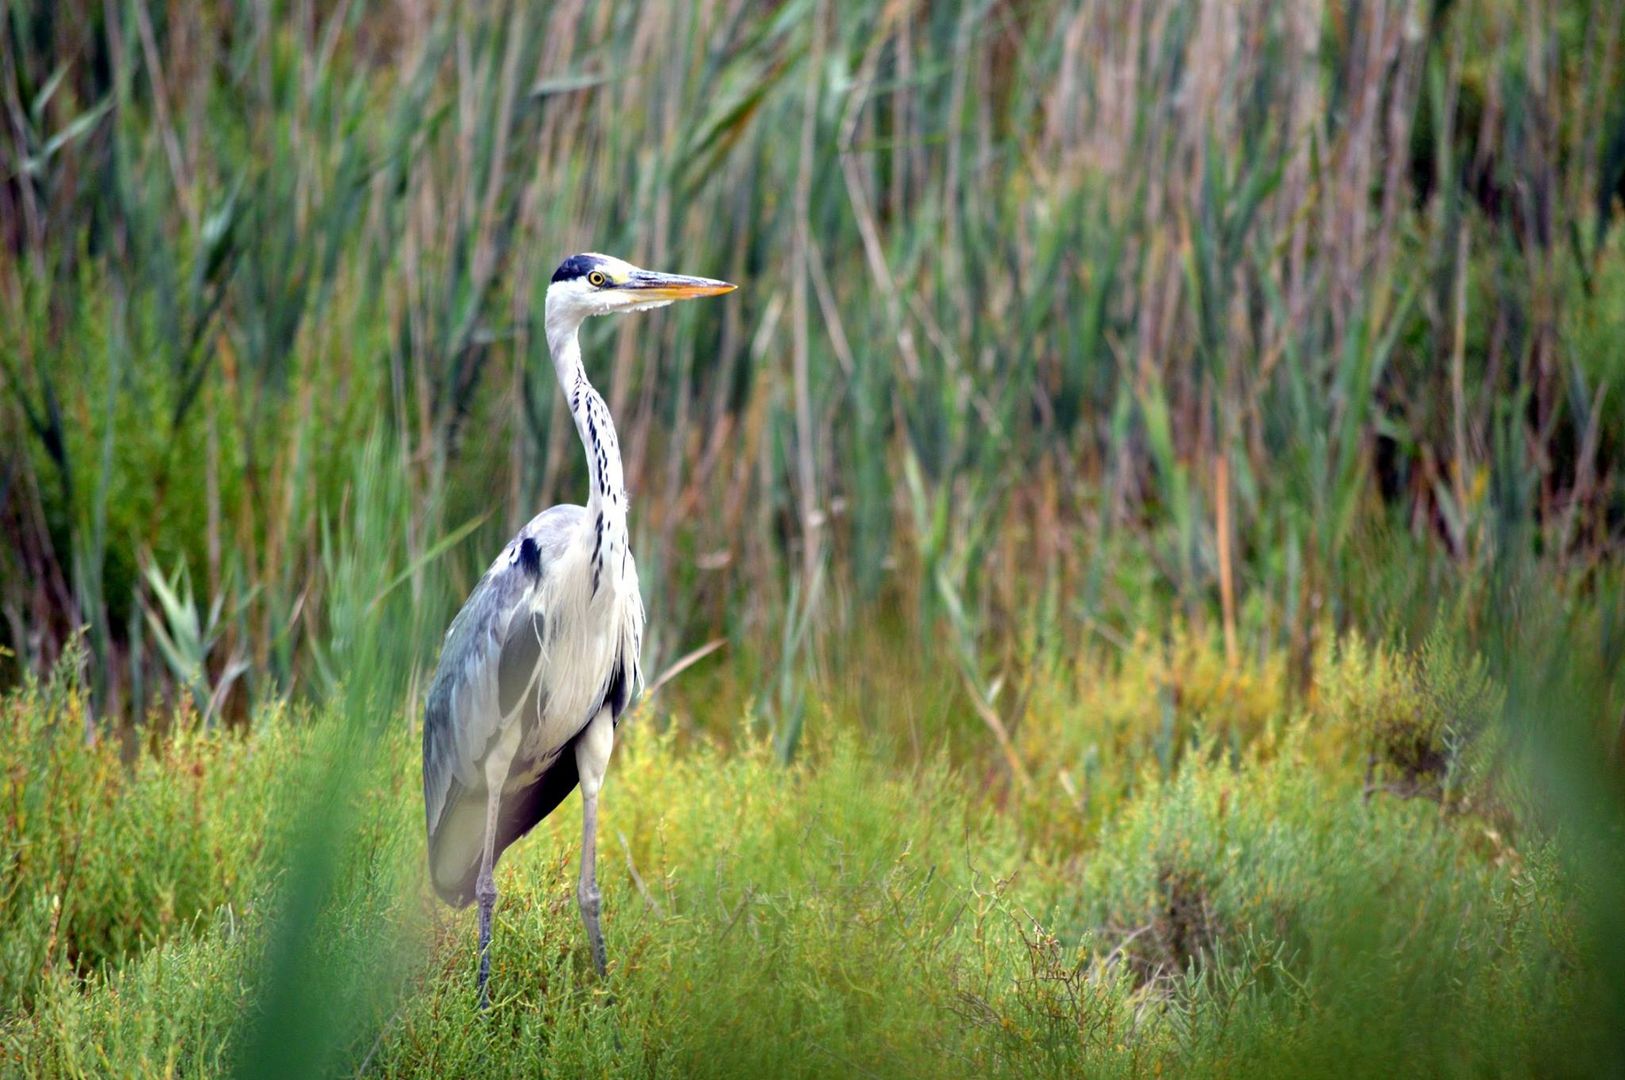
{"left": 421, "top": 253, "right": 735, "bottom": 1006}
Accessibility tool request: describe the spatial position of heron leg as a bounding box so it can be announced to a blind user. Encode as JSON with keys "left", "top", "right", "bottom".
{"left": 575, "top": 708, "right": 615, "bottom": 977}
{"left": 475, "top": 781, "right": 502, "bottom": 1009}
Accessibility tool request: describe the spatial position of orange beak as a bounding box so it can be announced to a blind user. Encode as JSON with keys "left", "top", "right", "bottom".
{"left": 624, "top": 270, "right": 738, "bottom": 300}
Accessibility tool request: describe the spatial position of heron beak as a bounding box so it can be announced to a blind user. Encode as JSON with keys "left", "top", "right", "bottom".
{"left": 624, "top": 270, "right": 737, "bottom": 300}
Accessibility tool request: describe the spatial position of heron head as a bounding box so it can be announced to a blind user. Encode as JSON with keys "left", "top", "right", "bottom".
{"left": 545, "top": 253, "right": 736, "bottom": 329}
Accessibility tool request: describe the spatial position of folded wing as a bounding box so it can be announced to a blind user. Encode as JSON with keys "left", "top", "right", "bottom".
{"left": 421, "top": 505, "right": 586, "bottom": 906}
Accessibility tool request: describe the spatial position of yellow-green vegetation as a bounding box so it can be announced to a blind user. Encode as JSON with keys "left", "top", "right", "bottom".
{"left": 0, "top": 667, "right": 296, "bottom": 1015}
{"left": 1, "top": 629, "right": 1615, "bottom": 1078}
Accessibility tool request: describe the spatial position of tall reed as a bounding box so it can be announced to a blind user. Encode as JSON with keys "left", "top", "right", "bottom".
{"left": 1, "top": 0, "right": 1620, "bottom": 731}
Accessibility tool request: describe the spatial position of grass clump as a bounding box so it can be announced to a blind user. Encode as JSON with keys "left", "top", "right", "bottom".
{"left": 0, "top": 647, "right": 294, "bottom": 1015}
{"left": 1015, "top": 624, "right": 1294, "bottom": 850}
{"left": 1316, "top": 629, "right": 1506, "bottom": 808}
{"left": 1067, "top": 743, "right": 1595, "bottom": 1077}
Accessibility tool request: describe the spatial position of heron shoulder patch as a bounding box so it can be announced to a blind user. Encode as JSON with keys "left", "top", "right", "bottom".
{"left": 516, "top": 536, "right": 542, "bottom": 577}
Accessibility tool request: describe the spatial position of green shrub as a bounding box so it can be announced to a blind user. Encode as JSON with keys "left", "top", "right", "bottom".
{"left": 1315, "top": 630, "right": 1506, "bottom": 807}
{"left": 1016, "top": 624, "right": 1295, "bottom": 852}
{"left": 1064, "top": 740, "right": 1595, "bottom": 1077}
{"left": 0, "top": 648, "right": 294, "bottom": 1015}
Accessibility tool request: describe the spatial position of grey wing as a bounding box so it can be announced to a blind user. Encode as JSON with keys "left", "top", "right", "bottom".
{"left": 422, "top": 505, "right": 583, "bottom": 900}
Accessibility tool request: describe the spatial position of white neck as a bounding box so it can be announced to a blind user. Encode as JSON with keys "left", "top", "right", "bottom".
{"left": 546, "top": 310, "right": 628, "bottom": 594}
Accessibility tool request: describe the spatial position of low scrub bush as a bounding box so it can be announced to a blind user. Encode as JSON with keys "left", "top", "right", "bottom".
{"left": 1065, "top": 741, "right": 1593, "bottom": 1076}
{"left": 0, "top": 649, "right": 295, "bottom": 1015}
{"left": 1315, "top": 630, "right": 1507, "bottom": 809}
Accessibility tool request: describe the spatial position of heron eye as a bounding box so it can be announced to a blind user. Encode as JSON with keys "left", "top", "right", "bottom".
{"left": 587, "top": 271, "right": 607, "bottom": 288}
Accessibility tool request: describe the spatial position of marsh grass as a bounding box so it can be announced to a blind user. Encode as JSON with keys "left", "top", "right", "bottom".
{"left": 0, "top": 641, "right": 295, "bottom": 1015}
{"left": 3, "top": 617, "right": 1621, "bottom": 1078}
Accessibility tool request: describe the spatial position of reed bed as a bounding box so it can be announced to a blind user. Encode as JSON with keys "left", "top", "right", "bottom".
{"left": 4, "top": 0, "right": 1622, "bottom": 731}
